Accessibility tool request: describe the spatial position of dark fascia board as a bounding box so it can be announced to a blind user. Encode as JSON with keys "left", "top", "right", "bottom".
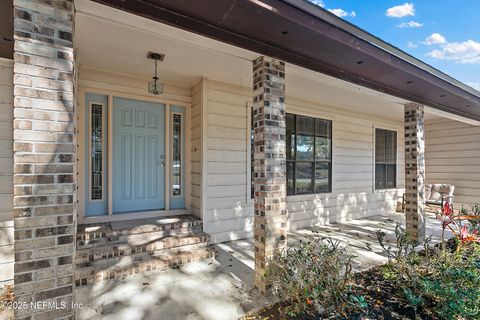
{"left": 0, "top": 0, "right": 14, "bottom": 59}
{"left": 89, "top": 0, "right": 480, "bottom": 121}
{"left": 287, "top": 0, "right": 480, "bottom": 99}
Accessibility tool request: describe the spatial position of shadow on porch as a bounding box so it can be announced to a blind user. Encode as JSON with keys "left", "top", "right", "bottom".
{"left": 76, "top": 212, "right": 443, "bottom": 320}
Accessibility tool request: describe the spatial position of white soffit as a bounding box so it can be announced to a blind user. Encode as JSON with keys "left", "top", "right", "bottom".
{"left": 77, "top": 0, "right": 475, "bottom": 122}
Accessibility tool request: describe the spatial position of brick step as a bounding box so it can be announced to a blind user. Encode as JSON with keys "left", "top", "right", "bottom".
{"left": 77, "top": 227, "right": 203, "bottom": 249}
{"left": 76, "top": 214, "right": 203, "bottom": 247}
{"left": 76, "top": 242, "right": 209, "bottom": 269}
{"left": 74, "top": 247, "right": 215, "bottom": 286}
{"left": 75, "top": 233, "right": 210, "bottom": 265}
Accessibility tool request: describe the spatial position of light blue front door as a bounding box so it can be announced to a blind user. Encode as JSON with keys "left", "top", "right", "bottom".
{"left": 113, "top": 97, "right": 165, "bottom": 213}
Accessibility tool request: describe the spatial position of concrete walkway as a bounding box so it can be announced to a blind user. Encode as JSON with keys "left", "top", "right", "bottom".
{"left": 76, "top": 213, "right": 443, "bottom": 320}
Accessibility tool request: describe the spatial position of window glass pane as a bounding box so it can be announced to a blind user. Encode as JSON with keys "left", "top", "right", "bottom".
{"left": 296, "top": 135, "right": 314, "bottom": 160}
{"left": 91, "top": 103, "right": 103, "bottom": 200}
{"left": 375, "top": 129, "right": 386, "bottom": 163}
{"left": 315, "top": 162, "right": 330, "bottom": 193}
{"left": 287, "top": 161, "right": 295, "bottom": 196}
{"left": 385, "top": 131, "right": 397, "bottom": 163}
{"left": 296, "top": 116, "right": 314, "bottom": 135}
{"left": 315, "top": 119, "right": 331, "bottom": 137}
{"left": 375, "top": 164, "right": 386, "bottom": 189}
{"left": 315, "top": 137, "right": 331, "bottom": 161}
{"left": 286, "top": 114, "right": 295, "bottom": 160}
{"left": 386, "top": 164, "right": 396, "bottom": 188}
{"left": 172, "top": 114, "right": 182, "bottom": 196}
{"left": 251, "top": 108, "right": 255, "bottom": 198}
{"left": 296, "top": 162, "right": 313, "bottom": 194}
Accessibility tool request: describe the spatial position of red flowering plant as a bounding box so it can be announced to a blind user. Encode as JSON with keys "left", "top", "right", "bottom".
{"left": 436, "top": 202, "right": 480, "bottom": 250}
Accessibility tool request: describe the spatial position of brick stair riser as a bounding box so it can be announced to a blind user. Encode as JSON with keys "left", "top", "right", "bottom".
{"left": 77, "top": 221, "right": 203, "bottom": 243}
{"left": 77, "top": 226, "right": 203, "bottom": 249}
{"left": 75, "top": 236, "right": 209, "bottom": 266}
{"left": 74, "top": 249, "right": 215, "bottom": 286}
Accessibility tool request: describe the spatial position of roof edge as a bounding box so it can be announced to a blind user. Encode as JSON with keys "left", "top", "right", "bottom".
{"left": 284, "top": 0, "right": 480, "bottom": 98}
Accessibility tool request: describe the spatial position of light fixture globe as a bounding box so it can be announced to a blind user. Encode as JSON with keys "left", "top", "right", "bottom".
{"left": 148, "top": 76, "right": 163, "bottom": 95}
{"left": 147, "top": 51, "right": 165, "bottom": 95}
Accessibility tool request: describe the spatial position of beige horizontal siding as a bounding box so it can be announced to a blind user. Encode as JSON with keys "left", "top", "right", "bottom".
{"left": 203, "top": 80, "right": 252, "bottom": 243}
{"left": 426, "top": 118, "right": 480, "bottom": 208}
{"left": 203, "top": 79, "right": 405, "bottom": 243}
{"left": 286, "top": 96, "right": 404, "bottom": 229}
{"left": 0, "top": 58, "right": 14, "bottom": 285}
{"left": 190, "top": 80, "right": 203, "bottom": 218}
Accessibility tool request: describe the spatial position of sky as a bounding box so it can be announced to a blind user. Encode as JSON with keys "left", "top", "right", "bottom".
{"left": 308, "top": 1, "right": 480, "bottom": 91}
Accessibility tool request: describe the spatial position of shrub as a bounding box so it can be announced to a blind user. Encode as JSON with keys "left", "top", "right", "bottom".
{"left": 265, "top": 236, "right": 357, "bottom": 317}
{"left": 377, "top": 221, "right": 480, "bottom": 319}
{"left": 420, "top": 245, "right": 480, "bottom": 319}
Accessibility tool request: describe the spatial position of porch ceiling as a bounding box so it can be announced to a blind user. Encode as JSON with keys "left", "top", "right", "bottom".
{"left": 89, "top": 0, "right": 480, "bottom": 121}
{"left": 75, "top": 1, "right": 411, "bottom": 121}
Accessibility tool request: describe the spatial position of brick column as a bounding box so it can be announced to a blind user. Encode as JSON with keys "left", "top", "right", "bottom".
{"left": 404, "top": 103, "right": 426, "bottom": 241}
{"left": 13, "top": 0, "right": 76, "bottom": 319}
{"left": 252, "top": 56, "right": 287, "bottom": 294}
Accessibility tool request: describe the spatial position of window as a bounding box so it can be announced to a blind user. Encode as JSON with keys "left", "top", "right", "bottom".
{"left": 90, "top": 103, "right": 103, "bottom": 200}
{"left": 286, "top": 114, "right": 332, "bottom": 195}
{"left": 375, "top": 128, "right": 397, "bottom": 189}
{"left": 172, "top": 113, "right": 182, "bottom": 196}
{"left": 250, "top": 107, "right": 255, "bottom": 199}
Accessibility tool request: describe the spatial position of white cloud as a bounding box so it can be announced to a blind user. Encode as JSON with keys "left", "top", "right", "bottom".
{"left": 428, "top": 40, "right": 480, "bottom": 64}
{"left": 423, "top": 33, "right": 447, "bottom": 45}
{"left": 407, "top": 41, "right": 419, "bottom": 48}
{"left": 386, "top": 3, "right": 415, "bottom": 18}
{"left": 328, "top": 8, "right": 356, "bottom": 17}
{"left": 309, "top": 0, "right": 325, "bottom": 7}
{"left": 398, "top": 21, "right": 423, "bottom": 28}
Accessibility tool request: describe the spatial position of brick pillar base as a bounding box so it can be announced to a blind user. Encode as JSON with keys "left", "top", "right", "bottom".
{"left": 13, "top": 0, "right": 76, "bottom": 319}
{"left": 252, "top": 56, "right": 287, "bottom": 294}
{"left": 404, "top": 103, "right": 426, "bottom": 241}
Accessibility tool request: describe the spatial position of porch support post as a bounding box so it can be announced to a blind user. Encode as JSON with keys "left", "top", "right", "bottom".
{"left": 252, "top": 56, "right": 287, "bottom": 294}
{"left": 13, "top": 0, "right": 76, "bottom": 319}
{"left": 404, "top": 103, "right": 426, "bottom": 241}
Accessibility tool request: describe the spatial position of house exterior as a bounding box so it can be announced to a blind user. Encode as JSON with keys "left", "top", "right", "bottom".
{"left": 0, "top": 0, "right": 480, "bottom": 319}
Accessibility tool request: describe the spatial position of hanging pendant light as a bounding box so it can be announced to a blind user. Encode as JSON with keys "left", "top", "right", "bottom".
{"left": 147, "top": 52, "right": 165, "bottom": 95}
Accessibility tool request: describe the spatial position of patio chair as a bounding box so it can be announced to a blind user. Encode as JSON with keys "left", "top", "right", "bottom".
{"left": 425, "top": 184, "right": 455, "bottom": 207}
{"left": 402, "top": 184, "right": 455, "bottom": 211}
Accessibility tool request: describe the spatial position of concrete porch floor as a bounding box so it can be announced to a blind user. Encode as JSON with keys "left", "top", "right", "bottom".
{"left": 76, "top": 213, "right": 443, "bottom": 320}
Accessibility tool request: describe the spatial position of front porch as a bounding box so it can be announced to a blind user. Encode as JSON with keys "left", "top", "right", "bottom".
{"left": 6, "top": 0, "right": 480, "bottom": 318}
{"left": 75, "top": 213, "right": 442, "bottom": 320}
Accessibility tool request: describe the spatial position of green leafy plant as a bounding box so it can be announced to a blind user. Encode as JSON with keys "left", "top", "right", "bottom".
{"left": 265, "top": 236, "right": 356, "bottom": 317}
{"left": 377, "top": 217, "right": 480, "bottom": 319}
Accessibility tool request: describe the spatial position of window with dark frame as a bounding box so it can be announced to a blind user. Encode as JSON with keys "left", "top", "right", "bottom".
{"left": 286, "top": 113, "right": 332, "bottom": 195}
{"left": 375, "top": 128, "right": 397, "bottom": 189}
{"left": 250, "top": 112, "right": 332, "bottom": 197}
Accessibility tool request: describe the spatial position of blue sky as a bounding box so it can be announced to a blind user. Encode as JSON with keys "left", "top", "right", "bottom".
{"left": 308, "top": 1, "right": 480, "bottom": 91}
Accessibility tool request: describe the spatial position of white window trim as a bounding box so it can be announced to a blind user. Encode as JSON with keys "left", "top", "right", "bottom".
{"left": 78, "top": 88, "right": 191, "bottom": 223}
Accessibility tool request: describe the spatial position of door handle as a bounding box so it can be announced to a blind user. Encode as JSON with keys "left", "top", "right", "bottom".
{"left": 156, "top": 155, "right": 165, "bottom": 166}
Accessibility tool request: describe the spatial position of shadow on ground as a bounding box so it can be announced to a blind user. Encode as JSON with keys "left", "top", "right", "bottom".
{"left": 76, "top": 213, "right": 442, "bottom": 320}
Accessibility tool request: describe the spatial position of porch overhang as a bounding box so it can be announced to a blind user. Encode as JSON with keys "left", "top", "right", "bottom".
{"left": 87, "top": 0, "right": 480, "bottom": 121}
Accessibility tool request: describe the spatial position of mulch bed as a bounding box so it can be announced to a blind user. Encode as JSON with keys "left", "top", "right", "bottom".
{"left": 242, "top": 266, "right": 437, "bottom": 320}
